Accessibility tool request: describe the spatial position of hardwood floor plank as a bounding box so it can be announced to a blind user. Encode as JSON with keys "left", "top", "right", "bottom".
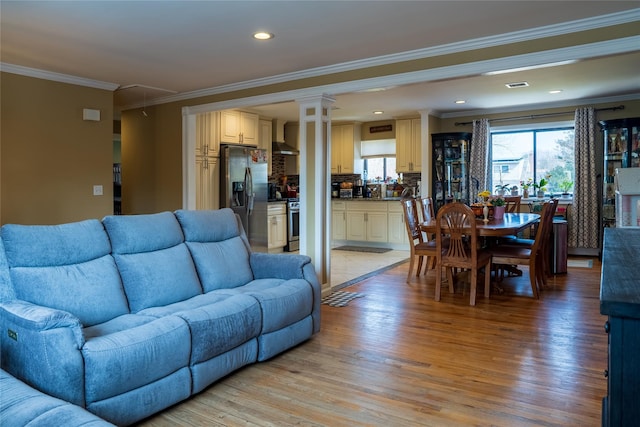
{"left": 137, "top": 258, "right": 606, "bottom": 426}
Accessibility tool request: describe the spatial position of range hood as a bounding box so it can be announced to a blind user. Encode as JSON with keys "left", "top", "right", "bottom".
{"left": 271, "top": 119, "right": 299, "bottom": 155}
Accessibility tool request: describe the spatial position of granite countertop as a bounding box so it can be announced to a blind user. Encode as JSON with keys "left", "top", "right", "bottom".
{"left": 332, "top": 197, "right": 403, "bottom": 201}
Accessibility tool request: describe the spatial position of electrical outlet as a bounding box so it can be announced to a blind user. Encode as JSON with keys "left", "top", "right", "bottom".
{"left": 93, "top": 185, "right": 103, "bottom": 196}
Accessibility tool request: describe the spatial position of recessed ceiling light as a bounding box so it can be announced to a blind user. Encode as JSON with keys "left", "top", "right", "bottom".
{"left": 373, "top": 110, "right": 384, "bottom": 115}
{"left": 549, "top": 89, "right": 563, "bottom": 94}
{"left": 253, "top": 32, "right": 274, "bottom": 40}
{"left": 455, "top": 100, "right": 466, "bottom": 104}
{"left": 505, "top": 81, "right": 529, "bottom": 89}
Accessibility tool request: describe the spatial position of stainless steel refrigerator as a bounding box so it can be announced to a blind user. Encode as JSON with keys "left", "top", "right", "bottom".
{"left": 219, "top": 145, "right": 268, "bottom": 252}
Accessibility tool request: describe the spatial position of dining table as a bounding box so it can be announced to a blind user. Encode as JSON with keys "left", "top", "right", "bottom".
{"left": 420, "top": 212, "right": 540, "bottom": 237}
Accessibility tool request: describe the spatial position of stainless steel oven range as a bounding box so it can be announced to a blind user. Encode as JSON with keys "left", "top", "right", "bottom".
{"left": 284, "top": 198, "right": 299, "bottom": 252}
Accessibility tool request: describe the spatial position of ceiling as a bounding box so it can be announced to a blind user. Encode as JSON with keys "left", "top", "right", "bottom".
{"left": 2, "top": 1, "right": 639, "bottom": 123}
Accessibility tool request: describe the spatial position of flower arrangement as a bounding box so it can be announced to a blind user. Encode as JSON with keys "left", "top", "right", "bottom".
{"left": 478, "top": 190, "right": 491, "bottom": 202}
{"left": 520, "top": 178, "right": 533, "bottom": 191}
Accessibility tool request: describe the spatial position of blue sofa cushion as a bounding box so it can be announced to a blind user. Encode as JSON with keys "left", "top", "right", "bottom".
{"left": 103, "top": 212, "right": 203, "bottom": 312}
{"left": 0, "top": 369, "right": 115, "bottom": 427}
{"left": 1, "top": 220, "right": 129, "bottom": 327}
{"left": 81, "top": 315, "right": 191, "bottom": 404}
{"left": 174, "top": 209, "right": 254, "bottom": 291}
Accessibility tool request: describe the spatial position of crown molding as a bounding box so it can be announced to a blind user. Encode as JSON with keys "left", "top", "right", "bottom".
{"left": 0, "top": 63, "right": 119, "bottom": 91}
{"left": 436, "top": 93, "right": 640, "bottom": 120}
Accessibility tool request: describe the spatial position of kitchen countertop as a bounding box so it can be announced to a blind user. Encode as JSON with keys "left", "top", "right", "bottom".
{"left": 332, "top": 197, "right": 403, "bottom": 201}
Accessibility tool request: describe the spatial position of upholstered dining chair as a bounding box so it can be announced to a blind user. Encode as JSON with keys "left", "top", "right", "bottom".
{"left": 435, "top": 202, "right": 492, "bottom": 306}
{"left": 402, "top": 198, "right": 439, "bottom": 284}
{"left": 490, "top": 199, "right": 557, "bottom": 298}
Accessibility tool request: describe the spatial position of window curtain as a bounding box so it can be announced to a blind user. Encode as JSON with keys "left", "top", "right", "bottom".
{"left": 569, "top": 107, "right": 599, "bottom": 250}
{"left": 469, "top": 119, "right": 490, "bottom": 201}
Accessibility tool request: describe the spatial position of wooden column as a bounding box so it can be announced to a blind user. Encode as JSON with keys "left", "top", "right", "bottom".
{"left": 297, "top": 95, "right": 334, "bottom": 297}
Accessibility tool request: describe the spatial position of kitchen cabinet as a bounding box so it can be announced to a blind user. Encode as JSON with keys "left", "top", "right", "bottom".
{"left": 268, "top": 203, "right": 287, "bottom": 250}
{"left": 331, "top": 201, "right": 347, "bottom": 241}
{"left": 345, "top": 201, "right": 388, "bottom": 242}
{"left": 195, "top": 156, "right": 219, "bottom": 210}
{"left": 396, "top": 118, "right": 422, "bottom": 173}
{"left": 219, "top": 110, "right": 259, "bottom": 145}
{"left": 195, "top": 112, "right": 220, "bottom": 210}
{"left": 259, "top": 119, "right": 273, "bottom": 176}
{"left": 331, "top": 124, "right": 357, "bottom": 174}
{"left": 387, "top": 202, "right": 408, "bottom": 245}
{"left": 599, "top": 117, "right": 640, "bottom": 229}
{"left": 432, "top": 132, "right": 471, "bottom": 213}
{"left": 600, "top": 228, "right": 640, "bottom": 427}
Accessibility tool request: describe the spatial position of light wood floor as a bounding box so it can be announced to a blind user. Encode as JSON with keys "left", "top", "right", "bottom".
{"left": 137, "top": 258, "right": 606, "bottom": 427}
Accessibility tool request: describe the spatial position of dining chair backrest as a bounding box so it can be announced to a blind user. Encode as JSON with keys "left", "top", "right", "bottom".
{"left": 530, "top": 199, "right": 558, "bottom": 255}
{"left": 402, "top": 198, "right": 423, "bottom": 243}
{"left": 504, "top": 196, "right": 522, "bottom": 213}
{"left": 435, "top": 202, "right": 478, "bottom": 267}
{"left": 419, "top": 197, "right": 435, "bottom": 223}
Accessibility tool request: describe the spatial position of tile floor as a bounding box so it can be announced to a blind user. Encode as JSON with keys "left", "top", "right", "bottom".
{"left": 330, "top": 249, "right": 409, "bottom": 289}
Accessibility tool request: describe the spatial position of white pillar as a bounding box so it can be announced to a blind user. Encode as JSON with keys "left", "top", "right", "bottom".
{"left": 419, "top": 110, "right": 433, "bottom": 197}
{"left": 297, "top": 95, "right": 334, "bottom": 297}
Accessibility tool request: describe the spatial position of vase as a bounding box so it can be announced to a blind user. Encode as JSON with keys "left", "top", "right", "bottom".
{"left": 493, "top": 205, "right": 505, "bottom": 220}
{"left": 482, "top": 204, "right": 489, "bottom": 222}
{"left": 537, "top": 190, "right": 545, "bottom": 198}
{"left": 523, "top": 189, "right": 529, "bottom": 199}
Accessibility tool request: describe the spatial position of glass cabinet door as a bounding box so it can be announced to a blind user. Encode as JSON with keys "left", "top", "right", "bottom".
{"left": 431, "top": 133, "right": 471, "bottom": 213}
{"left": 600, "top": 118, "right": 640, "bottom": 228}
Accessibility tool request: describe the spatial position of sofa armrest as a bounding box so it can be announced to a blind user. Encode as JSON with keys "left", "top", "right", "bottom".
{"left": 250, "top": 252, "right": 311, "bottom": 280}
{"left": 0, "top": 300, "right": 86, "bottom": 406}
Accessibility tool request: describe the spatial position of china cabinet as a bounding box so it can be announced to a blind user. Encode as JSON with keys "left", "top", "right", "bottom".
{"left": 599, "top": 117, "right": 640, "bottom": 228}
{"left": 431, "top": 132, "right": 471, "bottom": 213}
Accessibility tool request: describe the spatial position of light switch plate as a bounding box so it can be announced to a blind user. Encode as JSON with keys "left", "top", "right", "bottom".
{"left": 93, "top": 185, "right": 103, "bottom": 196}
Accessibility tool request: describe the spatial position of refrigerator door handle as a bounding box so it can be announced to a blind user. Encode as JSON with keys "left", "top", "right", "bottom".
{"left": 245, "top": 167, "right": 254, "bottom": 216}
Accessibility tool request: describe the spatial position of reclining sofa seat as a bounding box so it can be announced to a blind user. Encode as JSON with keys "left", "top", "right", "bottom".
{"left": 0, "top": 208, "right": 321, "bottom": 426}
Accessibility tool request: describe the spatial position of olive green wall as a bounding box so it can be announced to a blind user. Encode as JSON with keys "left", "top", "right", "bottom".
{"left": 0, "top": 72, "right": 114, "bottom": 225}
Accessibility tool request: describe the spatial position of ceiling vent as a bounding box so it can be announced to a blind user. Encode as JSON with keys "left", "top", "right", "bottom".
{"left": 505, "top": 81, "right": 530, "bottom": 89}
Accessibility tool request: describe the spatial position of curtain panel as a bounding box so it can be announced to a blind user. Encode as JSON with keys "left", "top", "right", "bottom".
{"left": 469, "top": 119, "right": 490, "bottom": 201}
{"left": 569, "top": 107, "right": 599, "bottom": 250}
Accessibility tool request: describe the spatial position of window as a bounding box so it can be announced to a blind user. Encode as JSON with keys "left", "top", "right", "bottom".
{"left": 490, "top": 127, "right": 575, "bottom": 195}
{"left": 363, "top": 157, "right": 397, "bottom": 182}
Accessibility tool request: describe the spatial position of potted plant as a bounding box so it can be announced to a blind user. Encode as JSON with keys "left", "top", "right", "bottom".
{"left": 520, "top": 178, "right": 533, "bottom": 198}
{"left": 491, "top": 195, "right": 506, "bottom": 220}
{"left": 494, "top": 183, "right": 510, "bottom": 196}
{"left": 559, "top": 180, "right": 573, "bottom": 198}
{"left": 533, "top": 174, "right": 551, "bottom": 198}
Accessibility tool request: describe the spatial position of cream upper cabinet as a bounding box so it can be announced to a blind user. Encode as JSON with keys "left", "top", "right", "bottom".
{"left": 331, "top": 124, "right": 356, "bottom": 174}
{"left": 195, "top": 111, "right": 220, "bottom": 158}
{"left": 220, "top": 110, "right": 259, "bottom": 145}
{"left": 259, "top": 119, "right": 273, "bottom": 175}
{"left": 396, "top": 118, "right": 421, "bottom": 173}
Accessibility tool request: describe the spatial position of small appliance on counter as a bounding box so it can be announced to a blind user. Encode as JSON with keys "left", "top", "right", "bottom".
{"left": 339, "top": 181, "right": 353, "bottom": 198}
{"left": 331, "top": 182, "right": 340, "bottom": 198}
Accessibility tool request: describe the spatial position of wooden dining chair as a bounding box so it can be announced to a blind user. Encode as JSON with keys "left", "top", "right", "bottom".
{"left": 435, "top": 202, "right": 492, "bottom": 306}
{"left": 402, "top": 198, "right": 439, "bottom": 284}
{"left": 490, "top": 199, "right": 557, "bottom": 299}
{"left": 504, "top": 195, "right": 522, "bottom": 213}
{"left": 419, "top": 197, "right": 435, "bottom": 223}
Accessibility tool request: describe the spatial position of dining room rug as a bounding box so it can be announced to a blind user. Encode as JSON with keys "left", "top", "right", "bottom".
{"left": 334, "top": 246, "right": 392, "bottom": 254}
{"left": 567, "top": 259, "right": 593, "bottom": 268}
{"left": 321, "top": 291, "right": 366, "bottom": 307}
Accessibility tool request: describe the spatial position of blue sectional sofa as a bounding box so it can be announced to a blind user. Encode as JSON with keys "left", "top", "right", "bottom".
{"left": 0, "top": 208, "right": 321, "bottom": 426}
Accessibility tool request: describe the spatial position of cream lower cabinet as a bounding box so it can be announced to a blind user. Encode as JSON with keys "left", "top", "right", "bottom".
{"left": 345, "top": 201, "right": 388, "bottom": 242}
{"left": 387, "top": 202, "right": 408, "bottom": 245}
{"left": 268, "top": 203, "right": 287, "bottom": 251}
{"left": 196, "top": 156, "right": 219, "bottom": 210}
{"left": 331, "top": 201, "right": 347, "bottom": 241}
